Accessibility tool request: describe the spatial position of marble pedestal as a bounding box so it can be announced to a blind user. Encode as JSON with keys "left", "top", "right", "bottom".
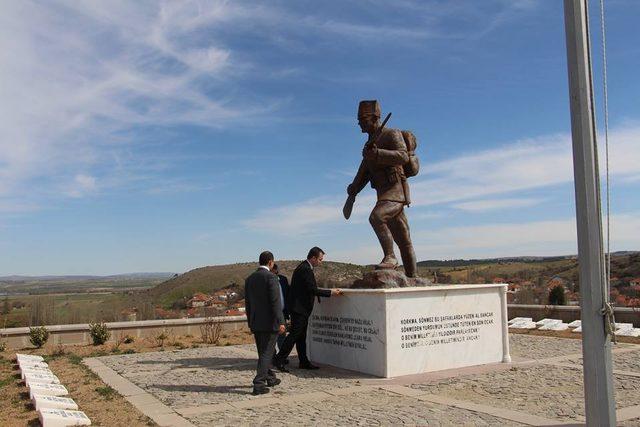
{"left": 307, "top": 284, "right": 510, "bottom": 378}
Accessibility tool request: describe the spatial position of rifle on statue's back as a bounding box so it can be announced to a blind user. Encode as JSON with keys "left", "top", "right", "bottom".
{"left": 343, "top": 113, "right": 392, "bottom": 220}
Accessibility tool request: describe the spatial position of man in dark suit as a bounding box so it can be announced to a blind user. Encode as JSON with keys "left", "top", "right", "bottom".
{"left": 244, "top": 251, "right": 286, "bottom": 395}
{"left": 270, "top": 263, "right": 290, "bottom": 354}
{"left": 273, "top": 247, "right": 343, "bottom": 370}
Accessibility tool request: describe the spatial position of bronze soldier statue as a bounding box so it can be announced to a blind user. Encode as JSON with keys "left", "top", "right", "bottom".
{"left": 343, "top": 100, "right": 418, "bottom": 278}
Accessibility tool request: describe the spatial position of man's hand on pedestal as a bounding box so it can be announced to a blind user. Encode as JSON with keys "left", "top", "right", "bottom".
{"left": 331, "top": 289, "right": 344, "bottom": 296}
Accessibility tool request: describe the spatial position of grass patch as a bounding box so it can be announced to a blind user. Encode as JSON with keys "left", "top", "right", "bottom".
{"left": 95, "top": 385, "right": 117, "bottom": 400}
{"left": 0, "top": 376, "right": 13, "bottom": 389}
{"left": 67, "top": 354, "right": 83, "bottom": 365}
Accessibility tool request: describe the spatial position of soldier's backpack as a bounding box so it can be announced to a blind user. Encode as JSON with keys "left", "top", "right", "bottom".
{"left": 401, "top": 130, "right": 420, "bottom": 177}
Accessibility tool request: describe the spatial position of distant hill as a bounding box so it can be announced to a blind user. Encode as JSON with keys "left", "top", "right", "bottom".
{"left": 146, "top": 252, "right": 640, "bottom": 309}
{"left": 417, "top": 251, "right": 637, "bottom": 268}
{"left": 0, "top": 273, "right": 175, "bottom": 295}
{"left": 147, "top": 261, "right": 369, "bottom": 308}
{"left": 0, "top": 273, "right": 175, "bottom": 282}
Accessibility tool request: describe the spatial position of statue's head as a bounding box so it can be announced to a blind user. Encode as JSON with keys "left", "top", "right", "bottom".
{"left": 358, "top": 100, "right": 380, "bottom": 134}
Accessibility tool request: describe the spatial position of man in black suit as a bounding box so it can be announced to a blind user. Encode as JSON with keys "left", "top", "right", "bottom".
{"left": 244, "top": 251, "right": 286, "bottom": 395}
{"left": 273, "top": 247, "right": 343, "bottom": 370}
{"left": 270, "top": 263, "right": 290, "bottom": 354}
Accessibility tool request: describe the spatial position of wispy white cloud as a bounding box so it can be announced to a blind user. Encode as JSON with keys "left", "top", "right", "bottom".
{"left": 0, "top": 0, "right": 275, "bottom": 210}
{"left": 244, "top": 124, "right": 640, "bottom": 232}
{"left": 451, "top": 198, "right": 542, "bottom": 212}
{"left": 244, "top": 197, "right": 346, "bottom": 235}
{"left": 66, "top": 174, "right": 97, "bottom": 198}
{"left": 330, "top": 212, "right": 640, "bottom": 264}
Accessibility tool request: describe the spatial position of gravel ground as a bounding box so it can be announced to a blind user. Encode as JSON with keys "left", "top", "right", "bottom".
{"left": 564, "top": 347, "right": 640, "bottom": 373}
{"left": 508, "top": 333, "right": 583, "bottom": 359}
{"left": 96, "top": 334, "right": 640, "bottom": 425}
{"left": 410, "top": 364, "right": 640, "bottom": 422}
{"left": 190, "top": 389, "right": 525, "bottom": 426}
{"left": 99, "top": 345, "right": 366, "bottom": 408}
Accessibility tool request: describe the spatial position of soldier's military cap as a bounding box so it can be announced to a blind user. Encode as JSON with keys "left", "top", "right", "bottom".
{"left": 358, "top": 100, "right": 381, "bottom": 118}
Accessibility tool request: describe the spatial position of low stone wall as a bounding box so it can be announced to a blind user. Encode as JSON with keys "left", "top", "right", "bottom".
{"left": 2, "top": 305, "right": 637, "bottom": 350}
{"left": 507, "top": 304, "right": 639, "bottom": 326}
{"left": 0, "top": 316, "right": 247, "bottom": 350}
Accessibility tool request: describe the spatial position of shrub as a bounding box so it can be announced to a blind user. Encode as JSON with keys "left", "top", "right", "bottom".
{"left": 29, "top": 326, "right": 50, "bottom": 348}
{"left": 0, "top": 341, "right": 6, "bottom": 352}
{"left": 200, "top": 317, "right": 222, "bottom": 345}
{"left": 154, "top": 330, "right": 169, "bottom": 348}
{"left": 548, "top": 284, "right": 567, "bottom": 306}
{"left": 88, "top": 322, "right": 111, "bottom": 345}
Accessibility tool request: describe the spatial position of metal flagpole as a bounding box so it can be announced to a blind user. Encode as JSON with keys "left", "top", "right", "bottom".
{"left": 563, "top": 0, "right": 616, "bottom": 425}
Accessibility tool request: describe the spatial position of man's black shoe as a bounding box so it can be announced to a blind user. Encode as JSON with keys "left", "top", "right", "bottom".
{"left": 299, "top": 362, "right": 320, "bottom": 370}
{"left": 267, "top": 378, "right": 281, "bottom": 387}
{"left": 272, "top": 358, "right": 289, "bottom": 372}
{"left": 252, "top": 387, "right": 270, "bottom": 396}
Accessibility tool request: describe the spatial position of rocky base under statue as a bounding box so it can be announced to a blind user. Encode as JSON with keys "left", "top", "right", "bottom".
{"left": 352, "top": 268, "right": 432, "bottom": 289}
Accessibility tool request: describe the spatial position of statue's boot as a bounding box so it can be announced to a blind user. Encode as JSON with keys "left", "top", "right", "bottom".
{"left": 389, "top": 210, "right": 418, "bottom": 278}
{"left": 371, "top": 222, "right": 398, "bottom": 270}
{"left": 399, "top": 243, "right": 417, "bottom": 278}
{"left": 377, "top": 254, "right": 399, "bottom": 270}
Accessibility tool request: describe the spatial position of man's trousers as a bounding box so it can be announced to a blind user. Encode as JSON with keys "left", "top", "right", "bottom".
{"left": 253, "top": 331, "right": 278, "bottom": 388}
{"left": 274, "top": 312, "right": 310, "bottom": 365}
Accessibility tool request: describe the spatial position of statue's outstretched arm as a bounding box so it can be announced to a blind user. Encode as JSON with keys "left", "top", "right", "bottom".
{"left": 348, "top": 159, "right": 369, "bottom": 196}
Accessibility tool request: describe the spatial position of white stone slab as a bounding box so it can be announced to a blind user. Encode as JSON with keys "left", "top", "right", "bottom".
{"left": 38, "top": 409, "right": 91, "bottom": 426}
{"left": 33, "top": 394, "right": 79, "bottom": 411}
{"left": 308, "top": 284, "right": 510, "bottom": 378}
{"left": 25, "top": 371, "right": 60, "bottom": 385}
{"left": 19, "top": 360, "right": 49, "bottom": 369}
{"left": 539, "top": 323, "right": 570, "bottom": 331}
{"left": 508, "top": 320, "right": 537, "bottom": 329}
{"left": 21, "top": 366, "right": 54, "bottom": 379}
{"left": 17, "top": 353, "right": 44, "bottom": 362}
{"left": 535, "top": 318, "right": 562, "bottom": 327}
{"left": 568, "top": 320, "right": 582, "bottom": 328}
{"left": 572, "top": 326, "right": 582, "bottom": 333}
{"left": 508, "top": 317, "right": 532, "bottom": 325}
{"left": 29, "top": 383, "right": 69, "bottom": 399}
{"left": 615, "top": 323, "right": 634, "bottom": 331}
{"left": 616, "top": 328, "right": 640, "bottom": 337}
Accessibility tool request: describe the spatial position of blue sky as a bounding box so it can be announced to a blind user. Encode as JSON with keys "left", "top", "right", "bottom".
{"left": 1, "top": 0, "right": 639, "bottom": 275}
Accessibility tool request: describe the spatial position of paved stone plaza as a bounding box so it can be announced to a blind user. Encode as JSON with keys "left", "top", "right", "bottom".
{"left": 85, "top": 335, "right": 640, "bottom": 426}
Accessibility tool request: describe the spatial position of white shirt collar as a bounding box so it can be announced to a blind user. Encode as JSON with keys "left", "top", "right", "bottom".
{"left": 306, "top": 259, "right": 314, "bottom": 270}
{"left": 259, "top": 265, "right": 270, "bottom": 271}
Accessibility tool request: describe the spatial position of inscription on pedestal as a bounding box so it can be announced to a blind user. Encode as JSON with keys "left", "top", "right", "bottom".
{"left": 310, "top": 314, "right": 379, "bottom": 350}
{"left": 400, "top": 311, "right": 495, "bottom": 349}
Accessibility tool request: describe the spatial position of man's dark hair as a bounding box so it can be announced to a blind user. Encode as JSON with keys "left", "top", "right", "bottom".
{"left": 272, "top": 263, "right": 279, "bottom": 271}
{"left": 307, "top": 247, "right": 325, "bottom": 260}
{"left": 259, "top": 251, "right": 274, "bottom": 266}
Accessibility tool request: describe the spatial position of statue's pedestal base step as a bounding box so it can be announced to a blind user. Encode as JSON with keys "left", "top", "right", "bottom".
{"left": 308, "top": 284, "right": 510, "bottom": 378}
